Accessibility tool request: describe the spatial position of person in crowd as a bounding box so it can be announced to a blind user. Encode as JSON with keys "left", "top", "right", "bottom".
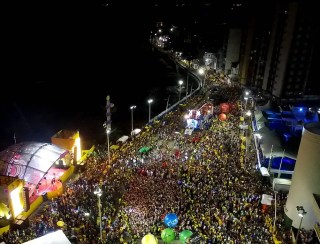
{"left": 1, "top": 81, "right": 314, "bottom": 244}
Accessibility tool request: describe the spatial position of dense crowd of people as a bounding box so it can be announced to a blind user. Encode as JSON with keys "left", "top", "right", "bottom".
{"left": 1, "top": 78, "right": 318, "bottom": 244}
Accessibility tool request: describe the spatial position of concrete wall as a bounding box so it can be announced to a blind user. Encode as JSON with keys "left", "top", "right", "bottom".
{"left": 285, "top": 122, "right": 320, "bottom": 230}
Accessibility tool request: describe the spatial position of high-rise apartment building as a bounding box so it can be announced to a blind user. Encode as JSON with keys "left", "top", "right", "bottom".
{"left": 239, "top": 0, "right": 320, "bottom": 101}
{"left": 238, "top": 3, "right": 273, "bottom": 88}
{"left": 263, "top": 1, "right": 320, "bottom": 100}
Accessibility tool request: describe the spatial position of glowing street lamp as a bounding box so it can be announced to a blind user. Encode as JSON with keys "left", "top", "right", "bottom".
{"left": 178, "top": 80, "right": 183, "bottom": 101}
{"left": 198, "top": 68, "right": 205, "bottom": 75}
{"left": 296, "top": 206, "right": 307, "bottom": 243}
{"left": 94, "top": 186, "right": 103, "bottom": 242}
{"left": 244, "top": 110, "right": 252, "bottom": 156}
{"left": 103, "top": 122, "right": 111, "bottom": 165}
{"left": 130, "top": 105, "right": 136, "bottom": 136}
{"left": 244, "top": 97, "right": 248, "bottom": 110}
{"left": 148, "top": 99, "right": 153, "bottom": 122}
{"left": 198, "top": 68, "right": 205, "bottom": 88}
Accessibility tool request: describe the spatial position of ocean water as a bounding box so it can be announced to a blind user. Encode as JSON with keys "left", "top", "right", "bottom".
{"left": 1, "top": 2, "right": 200, "bottom": 150}
{"left": 0, "top": 44, "right": 195, "bottom": 150}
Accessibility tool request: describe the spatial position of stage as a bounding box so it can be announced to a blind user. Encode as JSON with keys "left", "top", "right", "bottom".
{"left": 26, "top": 167, "right": 67, "bottom": 204}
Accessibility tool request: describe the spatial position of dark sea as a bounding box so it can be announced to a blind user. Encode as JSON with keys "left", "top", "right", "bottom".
{"left": 1, "top": 39, "right": 196, "bottom": 151}
{"left": 1, "top": 2, "right": 200, "bottom": 150}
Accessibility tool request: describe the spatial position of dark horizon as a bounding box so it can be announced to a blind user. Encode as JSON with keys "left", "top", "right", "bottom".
{"left": 2, "top": 0, "right": 319, "bottom": 150}
{"left": 3, "top": 0, "right": 260, "bottom": 86}
{"left": 2, "top": 2, "right": 166, "bottom": 150}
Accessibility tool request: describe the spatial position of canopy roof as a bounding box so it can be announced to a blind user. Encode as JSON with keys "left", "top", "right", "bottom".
{"left": 256, "top": 123, "right": 297, "bottom": 160}
{"left": 261, "top": 194, "right": 273, "bottom": 205}
{"left": 117, "top": 135, "right": 129, "bottom": 143}
{"left": 139, "top": 146, "right": 151, "bottom": 153}
{"left": 132, "top": 128, "right": 141, "bottom": 135}
{"left": 0, "top": 142, "right": 67, "bottom": 184}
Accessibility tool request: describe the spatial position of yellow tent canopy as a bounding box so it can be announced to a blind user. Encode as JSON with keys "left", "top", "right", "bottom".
{"left": 110, "top": 145, "right": 119, "bottom": 150}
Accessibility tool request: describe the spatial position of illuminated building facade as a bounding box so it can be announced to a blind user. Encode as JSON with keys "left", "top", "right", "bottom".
{"left": 51, "top": 130, "right": 82, "bottom": 164}
{"left": 262, "top": 1, "right": 319, "bottom": 100}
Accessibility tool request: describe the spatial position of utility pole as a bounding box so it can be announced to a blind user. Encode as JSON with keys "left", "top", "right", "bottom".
{"left": 273, "top": 191, "right": 278, "bottom": 233}
{"left": 277, "top": 149, "right": 285, "bottom": 178}
{"left": 186, "top": 60, "right": 190, "bottom": 97}
{"left": 268, "top": 145, "right": 274, "bottom": 172}
{"left": 166, "top": 95, "right": 170, "bottom": 111}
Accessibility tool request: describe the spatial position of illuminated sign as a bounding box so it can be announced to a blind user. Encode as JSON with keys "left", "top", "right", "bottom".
{"left": 10, "top": 187, "right": 23, "bottom": 218}
{"left": 8, "top": 179, "right": 25, "bottom": 219}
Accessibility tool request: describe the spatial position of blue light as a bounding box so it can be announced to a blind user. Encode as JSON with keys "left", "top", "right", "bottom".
{"left": 299, "top": 108, "right": 303, "bottom": 112}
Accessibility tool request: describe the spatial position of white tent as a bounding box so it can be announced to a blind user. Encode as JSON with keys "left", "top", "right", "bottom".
{"left": 260, "top": 167, "right": 270, "bottom": 177}
{"left": 261, "top": 194, "right": 273, "bottom": 205}
{"left": 273, "top": 178, "right": 291, "bottom": 192}
{"left": 117, "top": 135, "right": 129, "bottom": 143}
{"left": 23, "top": 230, "right": 71, "bottom": 244}
{"left": 132, "top": 128, "right": 141, "bottom": 135}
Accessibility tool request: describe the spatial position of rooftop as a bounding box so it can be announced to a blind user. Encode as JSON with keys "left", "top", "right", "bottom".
{"left": 305, "top": 122, "right": 320, "bottom": 135}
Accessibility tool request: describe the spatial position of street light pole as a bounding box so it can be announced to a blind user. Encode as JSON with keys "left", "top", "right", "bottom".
{"left": 198, "top": 68, "right": 205, "bottom": 89}
{"left": 296, "top": 206, "right": 307, "bottom": 243}
{"left": 296, "top": 216, "right": 304, "bottom": 243}
{"left": 105, "top": 95, "right": 113, "bottom": 166}
{"left": 130, "top": 105, "right": 136, "bottom": 136}
{"left": 277, "top": 149, "right": 285, "bottom": 178}
{"left": 106, "top": 129, "right": 111, "bottom": 165}
{"left": 94, "top": 187, "right": 103, "bottom": 242}
{"left": 244, "top": 97, "right": 248, "bottom": 110}
{"left": 268, "top": 145, "right": 274, "bottom": 172}
{"left": 178, "top": 80, "right": 183, "bottom": 101}
{"left": 245, "top": 110, "right": 252, "bottom": 157}
{"left": 98, "top": 193, "right": 102, "bottom": 241}
{"left": 148, "top": 99, "right": 153, "bottom": 122}
{"left": 166, "top": 95, "right": 170, "bottom": 111}
{"left": 273, "top": 191, "right": 278, "bottom": 233}
{"left": 186, "top": 61, "right": 190, "bottom": 97}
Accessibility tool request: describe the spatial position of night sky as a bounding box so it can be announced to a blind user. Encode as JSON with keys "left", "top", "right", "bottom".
{"left": 2, "top": 1, "right": 206, "bottom": 149}
{"left": 1, "top": 0, "right": 271, "bottom": 150}
{"left": 3, "top": 0, "right": 253, "bottom": 85}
